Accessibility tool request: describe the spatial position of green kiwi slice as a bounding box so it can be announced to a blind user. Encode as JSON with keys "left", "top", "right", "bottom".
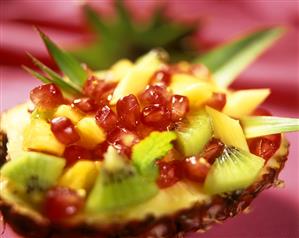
{"left": 204, "top": 146, "right": 265, "bottom": 195}
{"left": 175, "top": 111, "right": 213, "bottom": 157}
{"left": 0, "top": 151, "right": 65, "bottom": 204}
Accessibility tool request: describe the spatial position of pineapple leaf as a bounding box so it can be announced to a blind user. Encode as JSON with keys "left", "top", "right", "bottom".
{"left": 22, "top": 66, "right": 51, "bottom": 84}
{"left": 195, "top": 27, "right": 285, "bottom": 88}
{"left": 37, "top": 28, "right": 88, "bottom": 86}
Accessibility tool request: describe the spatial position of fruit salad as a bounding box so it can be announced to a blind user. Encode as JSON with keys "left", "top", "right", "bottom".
{"left": 1, "top": 29, "right": 299, "bottom": 238}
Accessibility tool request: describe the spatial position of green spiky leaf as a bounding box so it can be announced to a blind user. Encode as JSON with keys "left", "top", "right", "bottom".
{"left": 22, "top": 66, "right": 51, "bottom": 84}
{"left": 241, "top": 116, "right": 299, "bottom": 138}
{"left": 195, "top": 27, "right": 285, "bottom": 87}
{"left": 38, "top": 29, "right": 87, "bottom": 86}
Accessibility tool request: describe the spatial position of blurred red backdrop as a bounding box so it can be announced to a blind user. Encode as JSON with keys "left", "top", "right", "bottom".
{"left": 1, "top": 1, "right": 298, "bottom": 238}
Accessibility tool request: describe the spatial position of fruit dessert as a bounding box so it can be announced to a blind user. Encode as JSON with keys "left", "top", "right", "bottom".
{"left": 1, "top": 28, "right": 299, "bottom": 238}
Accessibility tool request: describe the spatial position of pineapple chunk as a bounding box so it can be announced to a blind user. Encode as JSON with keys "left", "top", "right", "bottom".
{"left": 170, "top": 74, "right": 213, "bottom": 107}
{"left": 110, "top": 59, "right": 134, "bottom": 82}
{"left": 59, "top": 160, "right": 99, "bottom": 193}
{"left": 111, "top": 50, "right": 165, "bottom": 104}
{"left": 54, "top": 105, "right": 83, "bottom": 124}
{"left": 76, "top": 117, "right": 106, "bottom": 149}
{"left": 223, "top": 89, "right": 270, "bottom": 118}
{"left": 23, "top": 119, "right": 65, "bottom": 156}
{"left": 206, "top": 107, "right": 249, "bottom": 151}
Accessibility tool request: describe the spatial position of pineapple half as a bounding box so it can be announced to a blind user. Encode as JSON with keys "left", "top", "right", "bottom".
{"left": 1, "top": 28, "right": 299, "bottom": 238}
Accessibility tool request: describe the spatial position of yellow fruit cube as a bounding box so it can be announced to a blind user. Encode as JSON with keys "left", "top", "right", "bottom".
{"left": 54, "top": 105, "right": 83, "bottom": 124}
{"left": 223, "top": 89, "right": 270, "bottom": 118}
{"left": 206, "top": 106, "right": 249, "bottom": 151}
{"left": 111, "top": 59, "right": 134, "bottom": 81}
{"left": 76, "top": 117, "right": 106, "bottom": 149}
{"left": 23, "top": 119, "right": 65, "bottom": 156}
{"left": 59, "top": 160, "right": 99, "bottom": 192}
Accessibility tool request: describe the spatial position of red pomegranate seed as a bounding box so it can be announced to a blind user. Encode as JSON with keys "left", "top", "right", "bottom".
{"left": 139, "top": 85, "right": 170, "bottom": 106}
{"left": 72, "top": 97, "right": 97, "bottom": 113}
{"left": 183, "top": 156, "right": 211, "bottom": 183}
{"left": 30, "top": 83, "right": 64, "bottom": 109}
{"left": 93, "top": 142, "right": 109, "bottom": 161}
{"left": 252, "top": 108, "right": 272, "bottom": 116}
{"left": 206, "top": 93, "right": 226, "bottom": 111}
{"left": 248, "top": 134, "right": 281, "bottom": 160}
{"left": 149, "top": 69, "right": 171, "bottom": 87}
{"left": 83, "top": 76, "right": 116, "bottom": 105}
{"left": 201, "top": 138, "right": 225, "bottom": 164}
{"left": 170, "top": 95, "right": 189, "bottom": 122}
{"left": 95, "top": 106, "right": 118, "bottom": 133}
{"left": 108, "top": 128, "right": 140, "bottom": 157}
{"left": 116, "top": 94, "right": 141, "bottom": 130}
{"left": 141, "top": 104, "right": 171, "bottom": 130}
{"left": 63, "top": 145, "right": 92, "bottom": 166}
{"left": 135, "top": 123, "right": 154, "bottom": 139}
{"left": 44, "top": 187, "right": 84, "bottom": 221}
{"left": 50, "top": 117, "right": 80, "bottom": 145}
{"left": 156, "top": 160, "right": 183, "bottom": 188}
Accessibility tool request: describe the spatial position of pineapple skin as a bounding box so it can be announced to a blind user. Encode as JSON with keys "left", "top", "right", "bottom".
{"left": 0, "top": 130, "right": 289, "bottom": 238}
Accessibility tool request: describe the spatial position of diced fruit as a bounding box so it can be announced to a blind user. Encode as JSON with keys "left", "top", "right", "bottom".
{"left": 204, "top": 146, "right": 264, "bottom": 195}
{"left": 76, "top": 117, "right": 106, "bottom": 149}
{"left": 150, "top": 69, "right": 171, "bottom": 87}
{"left": 117, "top": 94, "right": 141, "bottom": 130}
{"left": 0, "top": 152, "right": 65, "bottom": 203}
{"left": 190, "top": 64, "right": 211, "bottom": 79}
{"left": 86, "top": 147, "right": 159, "bottom": 213}
{"left": 95, "top": 106, "right": 118, "bottom": 133}
{"left": 23, "top": 119, "right": 65, "bottom": 156}
{"left": 140, "top": 85, "right": 170, "bottom": 106}
{"left": 108, "top": 128, "right": 140, "bottom": 157}
{"left": 54, "top": 105, "right": 83, "bottom": 124}
{"left": 93, "top": 142, "right": 109, "bottom": 160}
{"left": 30, "top": 83, "right": 64, "bottom": 109}
{"left": 201, "top": 138, "right": 225, "bottom": 164}
{"left": 170, "top": 74, "right": 213, "bottom": 108}
{"left": 248, "top": 134, "right": 281, "bottom": 160}
{"left": 111, "top": 50, "right": 165, "bottom": 104}
{"left": 31, "top": 108, "right": 54, "bottom": 121}
{"left": 223, "top": 89, "right": 270, "bottom": 118}
{"left": 110, "top": 59, "right": 133, "bottom": 82}
{"left": 175, "top": 111, "right": 213, "bottom": 157}
{"left": 63, "top": 145, "right": 92, "bottom": 166}
{"left": 206, "top": 106, "right": 249, "bottom": 151}
{"left": 59, "top": 160, "right": 99, "bottom": 192}
{"left": 72, "top": 97, "right": 98, "bottom": 113}
{"left": 156, "top": 160, "right": 183, "bottom": 188}
{"left": 44, "top": 187, "right": 84, "bottom": 221}
{"left": 169, "top": 95, "right": 189, "bottom": 122}
{"left": 51, "top": 117, "right": 80, "bottom": 145}
{"left": 141, "top": 104, "right": 171, "bottom": 130}
{"left": 182, "top": 157, "right": 210, "bottom": 183}
{"left": 206, "top": 93, "right": 226, "bottom": 111}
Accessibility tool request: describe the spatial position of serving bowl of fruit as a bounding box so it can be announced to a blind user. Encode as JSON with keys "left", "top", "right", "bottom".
{"left": 1, "top": 28, "right": 298, "bottom": 238}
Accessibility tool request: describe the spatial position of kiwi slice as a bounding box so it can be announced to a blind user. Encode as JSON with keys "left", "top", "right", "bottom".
{"left": 86, "top": 147, "right": 159, "bottom": 213}
{"left": 204, "top": 146, "right": 264, "bottom": 195}
{"left": 0, "top": 151, "right": 65, "bottom": 204}
{"left": 175, "top": 111, "right": 213, "bottom": 157}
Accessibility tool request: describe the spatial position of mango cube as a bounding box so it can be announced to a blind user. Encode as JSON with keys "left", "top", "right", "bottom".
{"left": 54, "top": 105, "right": 83, "bottom": 124}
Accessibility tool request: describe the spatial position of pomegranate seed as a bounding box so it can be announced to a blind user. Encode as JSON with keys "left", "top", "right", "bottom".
{"left": 201, "top": 138, "right": 225, "bottom": 164}
{"left": 63, "top": 145, "right": 92, "bottom": 166}
{"left": 156, "top": 160, "right": 183, "bottom": 188}
{"left": 83, "top": 76, "right": 116, "bottom": 105}
{"left": 170, "top": 95, "right": 189, "bottom": 122}
{"left": 135, "top": 123, "right": 154, "bottom": 139}
{"left": 50, "top": 117, "right": 80, "bottom": 145}
{"left": 140, "top": 85, "right": 170, "bottom": 106}
{"left": 206, "top": 93, "right": 226, "bottom": 111}
{"left": 108, "top": 128, "right": 140, "bottom": 157}
{"left": 72, "top": 97, "right": 97, "bottom": 113}
{"left": 183, "top": 156, "right": 210, "bottom": 183}
{"left": 95, "top": 106, "right": 118, "bottom": 133}
{"left": 252, "top": 108, "right": 272, "bottom": 116}
{"left": 93, "top": 142, "right": 109, "bottom": 161}
{"left": 116, "top": 94, "right": 141, "bottom": 130}
{"left": 149, "top": 69, "right": 171, "bottom": 87}
{"left": 44, "top": 187, "right": 84, "bottom": 221}
{"left": 30, "top": 83, "right": 64, "bottom": 109}
{"left": 248, "top": 134, "right": 281, "bottom": 160}
{"left": 141, "top": 104, "right": 171, "bottom": 130}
